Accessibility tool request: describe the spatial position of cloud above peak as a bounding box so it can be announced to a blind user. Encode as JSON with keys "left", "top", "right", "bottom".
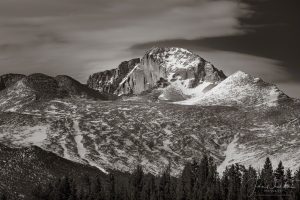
{"left": 0, "top": 0, "right": 298, "bottom": 97}
{"left": 0, "top": 0, "right": 245, "bottom": 78}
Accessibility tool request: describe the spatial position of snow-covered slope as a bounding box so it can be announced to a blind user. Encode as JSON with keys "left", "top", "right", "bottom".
{"left": 178, "top": 71, "right": 289, "bottom": 107}
{"left": 0, "top": 89, "right": 299, "bottom": 176}
{"left": 0, "top": 79, "right": 36, "bottom": 112}
{"left": 0, "top": 98, "right": 235, "bottom": 175}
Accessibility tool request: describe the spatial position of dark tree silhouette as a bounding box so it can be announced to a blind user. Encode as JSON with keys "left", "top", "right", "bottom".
{"left": 30, "top": 157, "right": 299, "bottom": 200}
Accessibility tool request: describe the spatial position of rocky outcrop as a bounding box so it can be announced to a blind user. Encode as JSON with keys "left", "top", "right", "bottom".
{"left": 87, "top": 58, "right": 141, "bottom": 93}
{"left": 87, "top": 47, "right": 226, "bottom": 99}
{"left": 0, "top": 73, "right": 26, "bottom": 91}
{"left": 55, "top": 75, "right": 114, "bottom": 100}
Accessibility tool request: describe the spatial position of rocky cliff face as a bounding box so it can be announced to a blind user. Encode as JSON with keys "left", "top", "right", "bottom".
{"left": 87, "top": 47, "right": 226, "bottom": 100}
{"left": 87, "top": 58, "right": 141, "bottom": 94}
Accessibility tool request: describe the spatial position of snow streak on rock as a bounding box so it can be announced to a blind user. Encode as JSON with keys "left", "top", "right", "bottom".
{"left": 73, "top": 119, "right": 86, "bottom": 159}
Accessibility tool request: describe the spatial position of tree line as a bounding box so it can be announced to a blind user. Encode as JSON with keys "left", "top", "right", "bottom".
{"left": 2, "top": 156, "right": 300, "bottom": 200}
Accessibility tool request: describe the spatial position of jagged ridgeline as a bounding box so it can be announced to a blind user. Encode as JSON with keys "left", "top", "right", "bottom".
{"left": 88, "top": 47, "right": 226, "bottom": 100}
{"left": 0, "top": 47, "right": 299, "bottom": 198}
{"left": 0, "top": 73, "right": 114, "bottom": 102}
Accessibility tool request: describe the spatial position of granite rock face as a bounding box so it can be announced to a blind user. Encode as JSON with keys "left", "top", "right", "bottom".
{"left": 87, "top": 58, "right": 141, "bottom": 94}
{"left": 87, "top": 47, "right": 226, "bottom": 99}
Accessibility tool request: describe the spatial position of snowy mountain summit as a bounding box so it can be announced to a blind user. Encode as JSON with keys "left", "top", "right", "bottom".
{"left": 178, "top": 71, "right": 289, "bottom": 107}
{"left": 88, "top": 47, "right": 290, "bottom": 107}
{"left": 88, "top": 47, "right": 226, "bottom": 100}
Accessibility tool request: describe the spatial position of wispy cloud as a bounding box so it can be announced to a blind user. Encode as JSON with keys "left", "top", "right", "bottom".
{"left": 0, "top": 0, "right": 245, "bottom": 79}
{"left": 0, "top": 0, "right": 298, "bottom": 97}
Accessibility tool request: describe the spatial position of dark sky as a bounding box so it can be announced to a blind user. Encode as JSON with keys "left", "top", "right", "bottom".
{"left": 0, "top": 0, "right": 299, "bottom": 97}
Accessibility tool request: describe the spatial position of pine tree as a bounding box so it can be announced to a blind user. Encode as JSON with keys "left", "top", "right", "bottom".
{"left": 205, "top": 157, "right": 220, "bottom": 200}
{"left": 109, "top": 173, "right": 116, "bottom": 200}
{"left": 285, "top": 168, "right": 293, "bottom": 187}
{"left": 59, "top": 176, "right": 72, "bottom": 200}
{"left": 199, "top": 155, "right": 209, "bottom": 185}
{"left": 294, "top": 168, "right": 300, "bottom": 200}
{"left": 44, "top": 183, "right": 54, "bottom": 199}
{"left": 91, "top": 177, "right": 104, "bottom": 200}
{"left": 83, "top": 174, "right": 92, "bottom": 196}
{"left": 0, "top": 193, "right": 7, "bottom": 200}
{"left": 275, "top": 161, "right": 285, "bottom": 187}
{"left": 261, "top": 157, "right": 274, "bottom": 187}
{"left": 178, "top": 162, "right": 193, "bottom": 200}
{"left": 31, "top": 184, "right": 45, "bottom": 199}
{"left": 226, "top": 164, "right": 242, "bottom": 200}
{"left": 67, "top": 178, "right": 77, "bottom": 200}
{"left": 132, "top": 165, "right": 144, "bottom": 200}
{"left": 149, "top": 175, "right": 158, "bottom": 200}
{"left": 194, "top": 155, "right": 210, "bottom": 200}
{"left": 158, "top": 165, "right": 172, "bottom": 200}
{"left": 141, "top": 175, "right": 157, "bottom": 200}
{"left": 190, "top": 159, "right": 202, "bottom": 199}
{"left": 221, "top": 167, "right": 229, "bottom": 200}
{"left": 240, "top": 166, "right": 257, "bottom": 200}
{"left": 78, "top": 188, "right": 86, "bottom": 200}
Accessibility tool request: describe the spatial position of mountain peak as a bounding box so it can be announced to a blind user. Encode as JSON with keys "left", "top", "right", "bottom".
{"left": 178, "top": 70, "right": 289, "bottom": 107}
{"left": 143, "top": 47, "right": 202, "bottom": 72}
{"left": 88, "top": 47, "right": 226, "bottom": 98}
{"left": 231, "top": 70, "right": 249, "bottom": 77}
{"left": 147, "top": 46, "right": 192, "bottom": 55}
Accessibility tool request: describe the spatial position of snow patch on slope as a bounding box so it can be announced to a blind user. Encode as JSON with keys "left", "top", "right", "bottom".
{"left": 217, "top": 134, "right": 258, "bottom": 173}
{"left": 73, "top": 120, "right": 86, "bottom": 159}
{"left": 158, "top": 80, "right": 215, "bottom": 101}
{"left": 117, "top": 64, "right": 140, "bottom": 96}
{"left": 72, "top": 119, "right": 108, "bottom": 173}
{"left": 0, "top": 125, "right": 48, "bottom": 146}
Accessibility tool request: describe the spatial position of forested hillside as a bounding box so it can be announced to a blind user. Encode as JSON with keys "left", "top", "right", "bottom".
{"left": 2, "top": 156, "right": 297, "bottom": 200}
